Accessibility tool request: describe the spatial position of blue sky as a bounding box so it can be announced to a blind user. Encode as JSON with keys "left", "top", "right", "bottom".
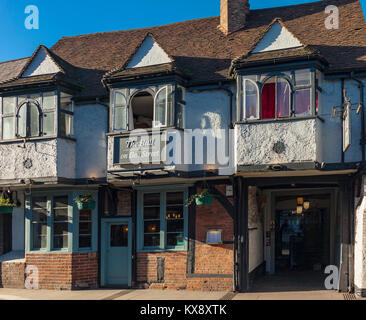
{"left": 0, "top": 0, "right": 365, "bottom": 63}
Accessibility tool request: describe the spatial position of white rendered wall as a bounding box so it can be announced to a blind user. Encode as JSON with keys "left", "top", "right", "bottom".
{"left": 248, "top": 186, "right": 264, "bottom": 272}
{"left": 0, "top": 139, "right": 76, "bottom": 181}
{"left": 127, "top": 36, "right": 171, "bottom": 69}
{"left": 74, "top": 104, "right": 107, "bottom": 179}
{"left": 252, "top": 22, "right": 302, "bottom": 53}
{"left": 22, "top": 48, "right": 60, "bottom": 77}
{"left": 236, "top": 118, "right": 321, "bottom": 166}
{"left": 355, "top": 183, "right": 366, "bottom": 292}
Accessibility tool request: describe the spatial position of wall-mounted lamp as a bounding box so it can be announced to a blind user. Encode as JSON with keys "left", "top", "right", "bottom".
{"left": 297, "top": 206, "right": 303, "bottom": 215}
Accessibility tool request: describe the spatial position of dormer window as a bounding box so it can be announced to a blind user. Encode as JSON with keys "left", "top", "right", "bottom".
{"left": 239, "top": 68, "right": 319, "bottom": 121}
{"left": 112, "top": 85, "right": 174, "bottom": 131}
{"left": 0, "top": 91, "right": 74, "bottom": 140}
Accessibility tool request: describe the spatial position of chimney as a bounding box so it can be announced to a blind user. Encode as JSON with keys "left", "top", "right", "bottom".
{"left": 219, "top": 0, "right": 250, "bottom": 35}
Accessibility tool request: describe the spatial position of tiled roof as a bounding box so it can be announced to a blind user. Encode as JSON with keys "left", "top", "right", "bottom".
{"left": 1, "top": 0, "right": 366, "bottom": 98}
{"left": 0, "top": 58, "right": 29, "bottom": 84}
{"left": 104, "top": 63, "right": 187, "bottom": 83}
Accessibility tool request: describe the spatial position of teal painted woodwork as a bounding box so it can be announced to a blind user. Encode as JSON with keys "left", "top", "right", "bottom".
{"left": 101, "top": 218, "right": 132, "bottom": 287}
{"left": 25, "top": 189, "right": 98, "bottom": 254}
{"left": 136, "top": 186, "right": 189, "bottom": 252}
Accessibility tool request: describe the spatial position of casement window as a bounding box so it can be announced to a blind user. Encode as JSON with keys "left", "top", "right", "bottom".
{"left": 0, "top": 91, "right": 74, "bottom": 140}
{"left": 60, "top": 93, "right": 74, "bottom": 137}
{"left": 53, "top": 196, "right": 69, "bottom": 249}
{"left": 112, "top": 85, "right": 174, "bottom": 131}
{"left": 261, "top": 77, "right": 291, "bottom": 119}
{"left": 241, "top": 68, "right": 320, "bottom": 121}
{"left": 138, "top": 189, "right": 187, "bottom": 251}
{"left": 27, "top": 192, "right": 97, "bottom": 253}
{"left": 31, "top": 197, "right": 48, "bottom": 250}
{"left": 25, "top": 191, "right": 98, "bottom": 252}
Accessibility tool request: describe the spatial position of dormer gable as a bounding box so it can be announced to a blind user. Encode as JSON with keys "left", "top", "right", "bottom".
{"left": 252, "top": 20, "right": 303, "bottom": 53}
{"left": 126, "top": 35, "right": 172, "bottom": 69}
{"left": 21, "top": 46, "right": 61, "bottom": 77}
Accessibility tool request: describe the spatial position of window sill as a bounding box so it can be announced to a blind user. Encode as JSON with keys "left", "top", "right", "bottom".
{"left": 137, "top": 247, "right": 187, "bottom": 253}
{"left": 234, "top": 115, "right": 324, "bottom": 125}
{"left": 107, "top": 126, "right": 183, "bottom": 137}
{"left": 0, "top": 135, "right": 76, "bottom": 144}
{"left": 27, "top": 249, "right": 71, "bottom": 254}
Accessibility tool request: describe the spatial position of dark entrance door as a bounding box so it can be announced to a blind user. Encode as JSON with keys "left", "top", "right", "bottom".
{"left": 275, "top": 207, "right": 329, "bottom": 271}
{"left": 0, "top": 213, "right": 12, "bottom": 255}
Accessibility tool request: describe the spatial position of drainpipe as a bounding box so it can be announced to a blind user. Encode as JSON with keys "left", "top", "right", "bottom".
{"left": 341, "top": 79, "right": 345, "bottom": 165}
{"left": 349, "top": 72, "right": 365, "bottom": 163}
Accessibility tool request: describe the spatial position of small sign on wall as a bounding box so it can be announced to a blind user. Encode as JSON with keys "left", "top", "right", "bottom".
{"left": 226, "top": 185, "right": 233, "bottom": 197}
{"left": 343, "top": 102, "right": 351, "bottom": 152}
{"left": 206, "top": 229, "right": 223, "bottom": 244}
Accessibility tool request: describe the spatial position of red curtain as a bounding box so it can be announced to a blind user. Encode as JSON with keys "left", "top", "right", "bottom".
{"left": 261, "top": 83, "right": 275, "bottom": 119}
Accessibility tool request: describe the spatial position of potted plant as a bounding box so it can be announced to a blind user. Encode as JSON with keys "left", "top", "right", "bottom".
{"left": 74, "top": 195, "right": 96, "bottom": 210}
{"left": 0, "top": 197, "right": 15, "bottom": 214}
{"left": 187, "top": 189, "right": 214, "bottom": 206}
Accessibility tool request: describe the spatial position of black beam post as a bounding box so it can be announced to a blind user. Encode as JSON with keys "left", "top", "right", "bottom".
{"left": 238, "top": 178, "right": 249, "bottom": 292}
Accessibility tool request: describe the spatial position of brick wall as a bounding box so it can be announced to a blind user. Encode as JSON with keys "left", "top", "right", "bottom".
{"left": 195, "top": 186, "right": 234, "bottom": 276}
{"left": 0, "top": 262, "right": 25, "bottom": 289}
{"left": 72, "top": 252, "right": 98, "bottom": 289}
{"left": 117, "top": 192, "right": 131, "bottom": 216}
{"left": 25, "top": 252, "right": 98, "bottom": 290}
{"left": 136, "top": 185, "right": 234, "bottom": 291}
{"left": 136, "top": 252, "right": 187, "bottom": 290}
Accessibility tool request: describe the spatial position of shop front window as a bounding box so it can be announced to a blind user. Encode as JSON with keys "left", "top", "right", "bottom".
{"left": 139, "top": 189, "right": 187, "bottom": 251}
{"left": 31, "top": 197, "right": 48, "bottom": 250}
{"left": 53, "top": 196, "right": 69, "bottom": 249}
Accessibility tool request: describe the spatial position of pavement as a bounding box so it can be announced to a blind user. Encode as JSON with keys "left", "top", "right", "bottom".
{"left": 0, "top": 288, "right": 349, "bottom": 300}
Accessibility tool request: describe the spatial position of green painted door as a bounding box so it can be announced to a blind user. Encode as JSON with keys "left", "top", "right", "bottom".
{"left": 102, "top": 220, "right": 132, "bottom": 287}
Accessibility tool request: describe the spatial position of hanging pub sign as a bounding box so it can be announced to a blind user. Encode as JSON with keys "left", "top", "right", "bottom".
{"left": 343, "top": 102, "right": 351, "bottom": 153}
{"left": 114, "top": 130, "right": 168, "bottom": 165}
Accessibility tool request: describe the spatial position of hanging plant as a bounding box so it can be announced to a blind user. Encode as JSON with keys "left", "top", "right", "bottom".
{"left": 187, "top": 189, "right": 214, "bottom": 206}
{"left": 0, "top": 197, "right": 16, "bottom": 214}
{"left": 74, "top": 195, "right": 96, "bottom": 211}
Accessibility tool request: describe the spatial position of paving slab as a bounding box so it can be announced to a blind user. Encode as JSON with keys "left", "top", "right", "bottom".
{"left": 233, "top": 290, "right": 344, "bottom": 300}
{"left": 0, "top": 288, "right": 124, "bottom": 300}
{"left": 0, "top": 288, "right": 346, "bottom": 301}
{"left": 115, "top": 289, "right": 228, "bottom": 301}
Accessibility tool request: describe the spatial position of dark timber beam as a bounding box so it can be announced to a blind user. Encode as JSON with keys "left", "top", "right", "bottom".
{"left": 208, "top": 185, "right": 234, "bottom": 219}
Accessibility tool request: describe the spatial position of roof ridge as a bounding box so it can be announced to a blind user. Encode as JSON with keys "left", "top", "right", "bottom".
{"left": 53, "top": 0, "right": 354, "bottom": 42}
{"left": 55, "top": 16, "right": 219, "bottom": 41}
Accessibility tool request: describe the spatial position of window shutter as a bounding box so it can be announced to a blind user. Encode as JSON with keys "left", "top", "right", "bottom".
{"left": 114, "top": 90, "right": 128, "bottom": 130}
{"left": 154, "top": 86, "right": 168, "bottom": 127}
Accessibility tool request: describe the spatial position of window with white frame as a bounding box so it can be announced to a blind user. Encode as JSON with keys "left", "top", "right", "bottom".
{"left": 112, "top": 85, "right": 173, "bottom": 131}
{"left": 241, "top": 69, "right": 319, "bottom": 121}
